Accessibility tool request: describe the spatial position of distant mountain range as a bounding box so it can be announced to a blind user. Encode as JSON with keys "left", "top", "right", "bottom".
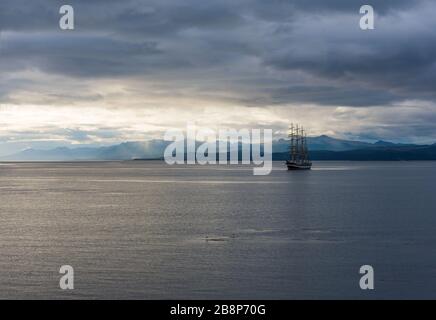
{"left": 1, "top": 135, "right": 435, "bottom": 161}
{"left": 0, "top": 140, "right": 167, "bottom": 161}
{"left": 273, "top": 135, "right": 416, "bottom": 152}
{"left": 273, "top": 144, "right": 436, "bottom": 161}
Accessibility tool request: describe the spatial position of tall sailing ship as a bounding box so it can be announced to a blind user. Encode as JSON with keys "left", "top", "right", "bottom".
{"left": 286, "top": 124, "right": 312, "bottom": 170}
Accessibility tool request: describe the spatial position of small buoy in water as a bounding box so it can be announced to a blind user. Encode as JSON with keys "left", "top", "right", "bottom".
{"left": 205, "top": 235, "right": 227, "bottom": 242}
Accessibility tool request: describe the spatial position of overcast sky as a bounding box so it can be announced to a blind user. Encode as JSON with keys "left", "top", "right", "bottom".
{"left": 1, "top": 0, "right": 435, "bottom": 155}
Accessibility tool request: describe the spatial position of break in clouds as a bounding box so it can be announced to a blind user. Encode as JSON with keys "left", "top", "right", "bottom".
{"left": 1, "top": 0, "right": 436, "bottom": 154}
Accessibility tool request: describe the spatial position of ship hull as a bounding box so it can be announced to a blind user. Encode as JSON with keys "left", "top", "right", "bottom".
{"left": 286, "top": 161, "right": 312, "bottom": 170}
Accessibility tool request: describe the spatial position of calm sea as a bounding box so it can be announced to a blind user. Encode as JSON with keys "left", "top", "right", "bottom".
{"left": 0, "top": 161, "right": 435, "bottom": 299}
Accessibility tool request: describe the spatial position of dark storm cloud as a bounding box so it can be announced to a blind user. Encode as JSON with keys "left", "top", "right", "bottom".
{"left": 262, "top": 6, "right": 436, "bottom": 104}
{"left": 1, "top": 32, "right": 162, "bottom": 77}
{"left": 0, "top": 0, "right": 435, "bottom": 109}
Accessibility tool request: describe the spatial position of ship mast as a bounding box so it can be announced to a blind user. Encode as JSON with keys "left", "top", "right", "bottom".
{"left": 289, "top": 123, "right": 295, "bottom": 162}
{"left": 300, "top": 127, "right": 309, "bottom": 164}
{"left": 287, "top": 123, "right": 312, "bottom": 169}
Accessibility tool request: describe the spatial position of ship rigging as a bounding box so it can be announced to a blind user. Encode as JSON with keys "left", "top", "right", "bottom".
{"left": 286, "top": 124, "right": 312, "bottom": 170}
